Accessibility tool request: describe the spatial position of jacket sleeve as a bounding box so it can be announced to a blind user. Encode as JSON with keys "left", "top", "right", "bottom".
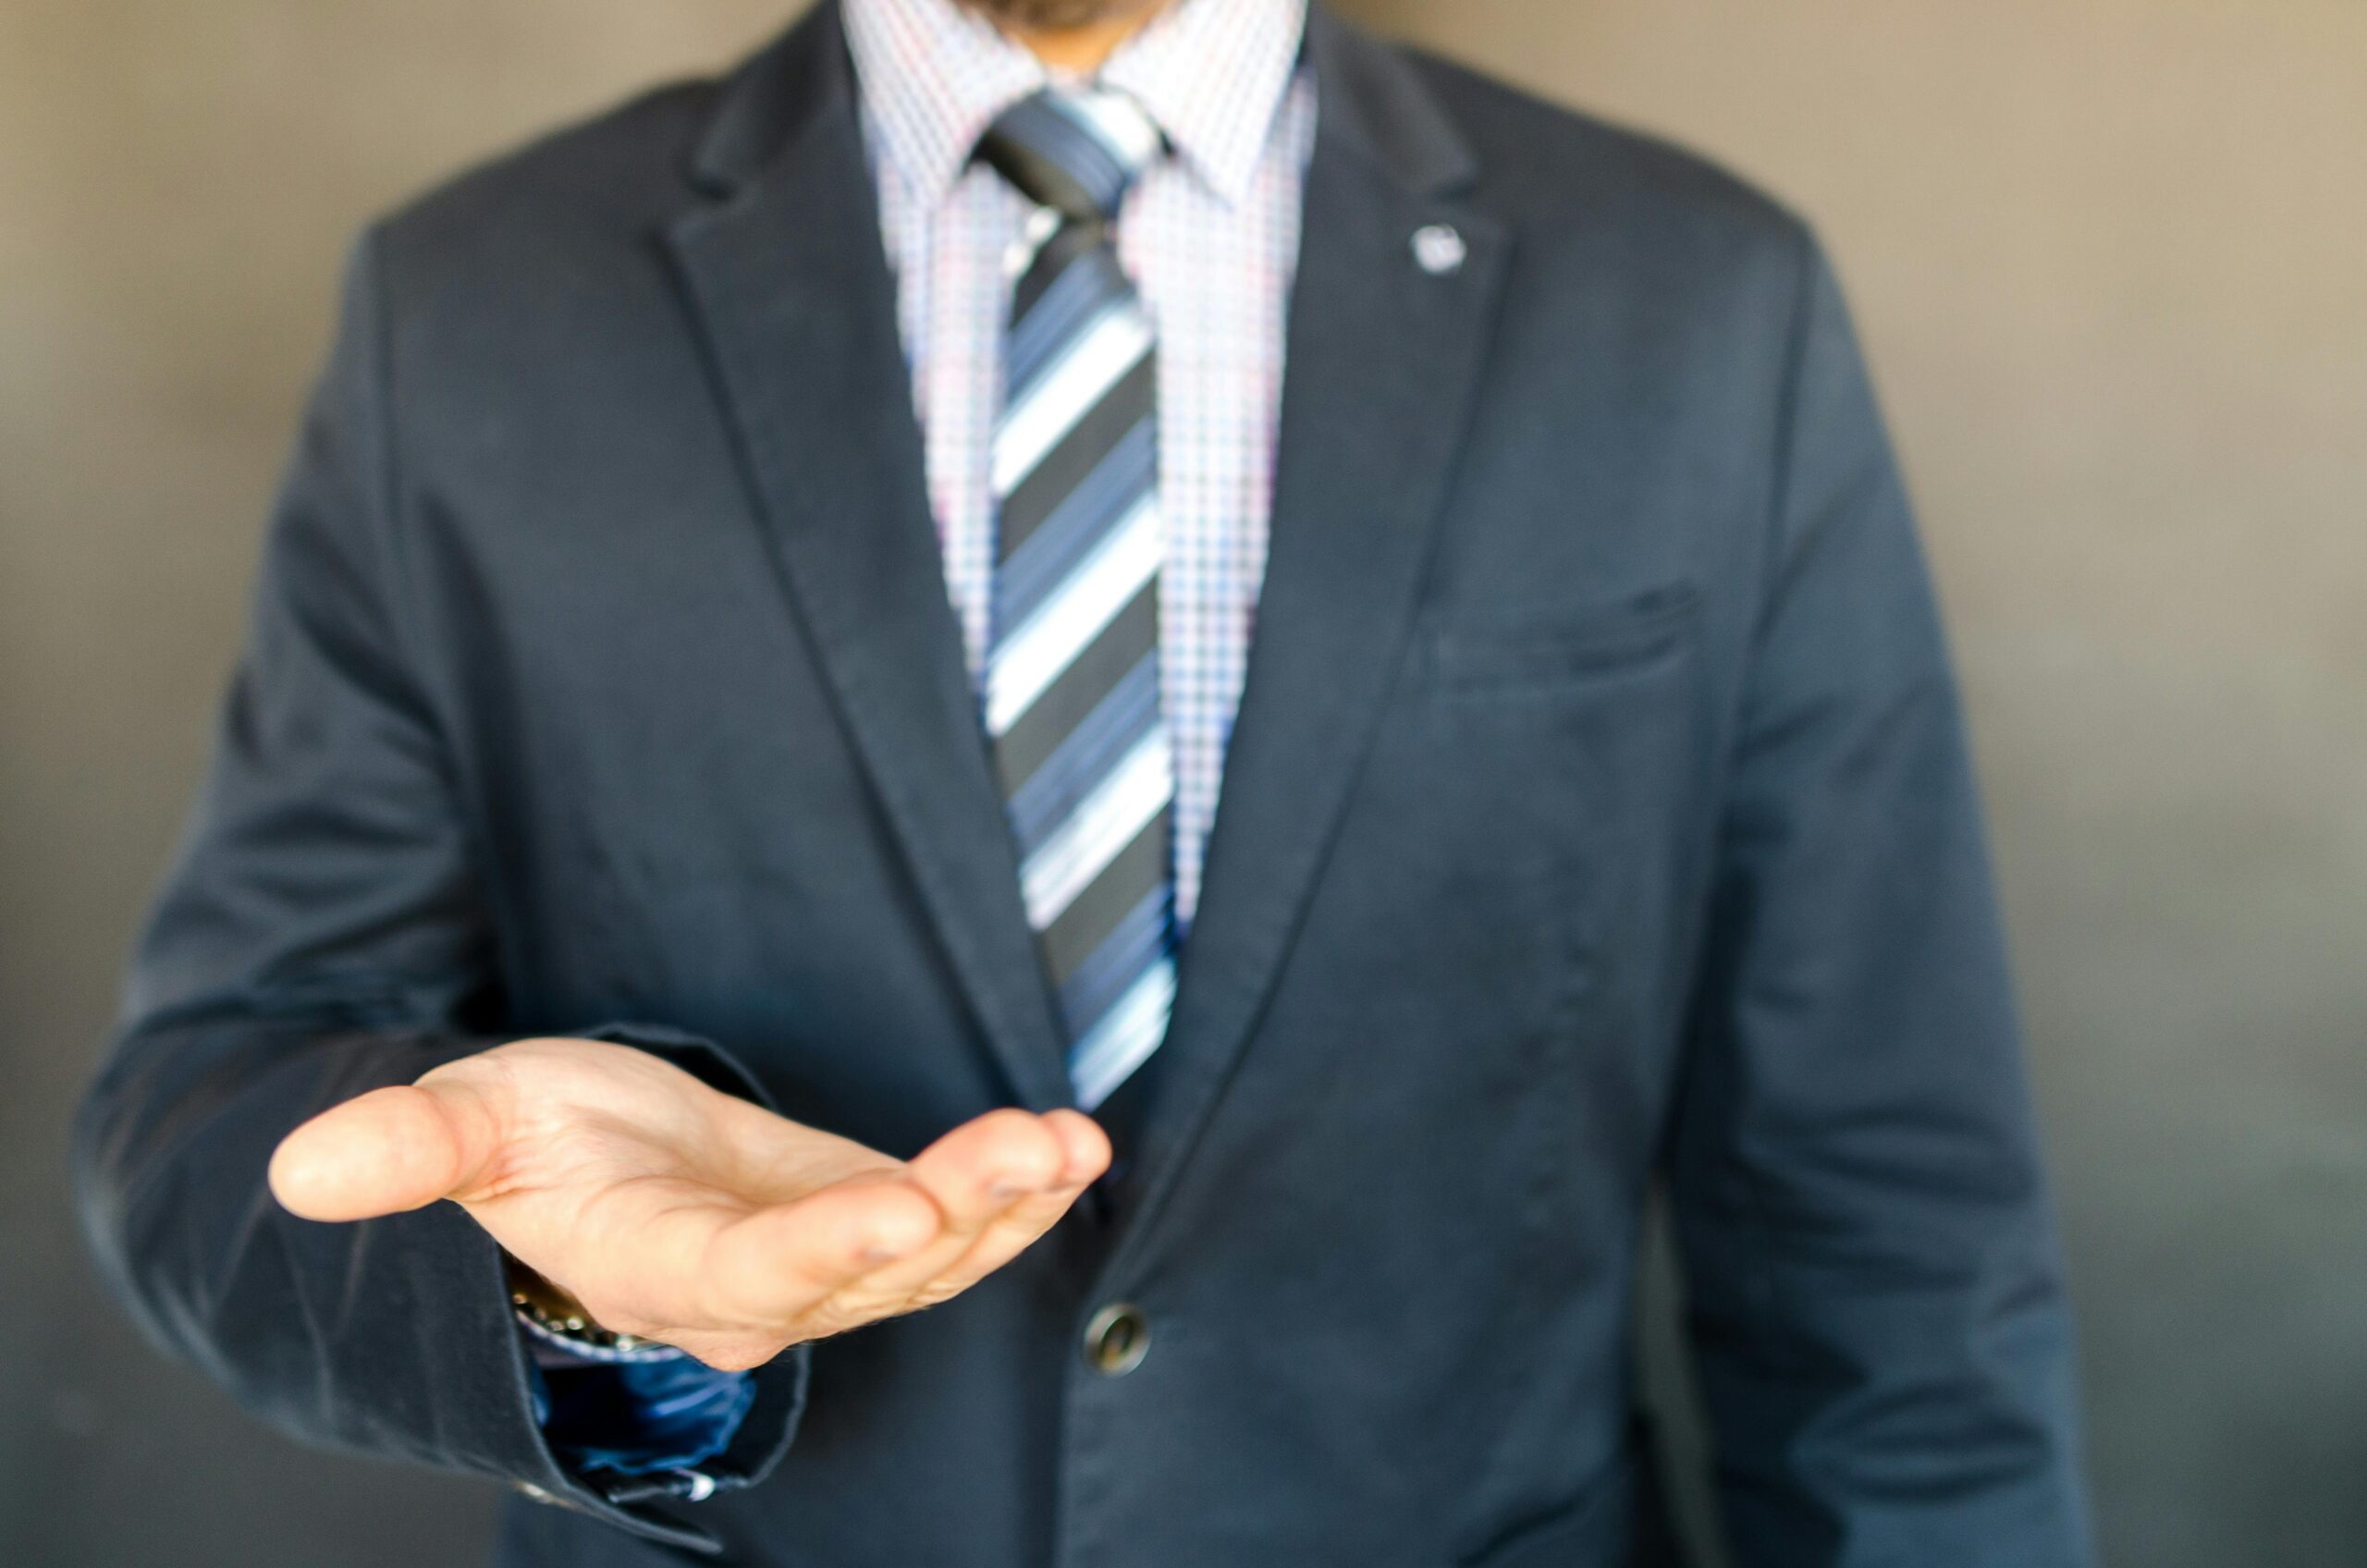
{"left": 1665, "top": 232, "right": 2094, "bottom": 1566}
{"left": 68, "top": 230, "right": 803, "bottom": 1553}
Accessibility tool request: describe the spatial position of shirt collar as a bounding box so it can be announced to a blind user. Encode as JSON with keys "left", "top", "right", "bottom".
{"left": 843, "top": 0, "right": 1309, "bottom": 211}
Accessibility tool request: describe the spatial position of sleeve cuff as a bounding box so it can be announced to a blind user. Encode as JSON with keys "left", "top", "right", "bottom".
{"left": 523, "top": 1326, "right": 758, "bottom": 1482}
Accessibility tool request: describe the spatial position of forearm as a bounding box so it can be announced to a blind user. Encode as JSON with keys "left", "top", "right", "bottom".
{"left": 73, "top": 1012, "right": 803, "bottom": 1549}
{"left": 76, "top": 1011, "right": 541, "bottom": 1447}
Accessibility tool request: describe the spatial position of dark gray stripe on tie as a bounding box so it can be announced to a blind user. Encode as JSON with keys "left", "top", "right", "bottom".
{"left": 1040, "top": 806, "right": 1171, "bottom": 989}
{"left": 1009, "top": 248, "right": 1129, "bottom": 398}
{"left": 1005, "top": 652, "right": 1161, "bottom": 855}
{"left": 997, "top": 416, "right": 1157, "bottom": 632}
{"left": 1055, "top": 882, "right": 1173, "bottom": 1039}
{"left": 1013, "top": 221, "right": 1113, "bottom": 323}
{"left": 994, "top": 582, "right": 1158, "bottom": 795}
{"left": 980, "top": 98, "right": 1130, "bottom": 219}
{"left": 999, "top": 350, "right": 1156, "bottom": 560}
{"left": 977, "top": 136, "right": 1102, "bottom": 224}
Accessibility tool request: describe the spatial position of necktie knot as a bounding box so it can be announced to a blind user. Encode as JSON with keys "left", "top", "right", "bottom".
{"left": 976, "top": 87, "right": 1164, "bottom": 226}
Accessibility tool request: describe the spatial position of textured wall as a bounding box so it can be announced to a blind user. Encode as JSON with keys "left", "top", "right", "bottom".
{"left": 3, "top": 3, "right": 2361, "bottom": 1564}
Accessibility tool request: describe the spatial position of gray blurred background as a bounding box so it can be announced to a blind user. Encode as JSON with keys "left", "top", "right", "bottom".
{"left": 3, "top": 1, "right": 2361, "bottom": 1563}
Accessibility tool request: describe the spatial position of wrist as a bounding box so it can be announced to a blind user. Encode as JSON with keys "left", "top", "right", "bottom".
{"left": 505, "top": 1253, "right": 671, "bottom": 1361}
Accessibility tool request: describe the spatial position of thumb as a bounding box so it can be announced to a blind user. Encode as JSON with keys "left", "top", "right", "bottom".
{"left": 268, "top": 1070, "right": 510, "bottom": 1222}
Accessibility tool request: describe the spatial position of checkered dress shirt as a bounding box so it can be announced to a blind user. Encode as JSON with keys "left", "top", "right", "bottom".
{"left": 842, "top": 0, "right": 1316, "bottom": 928}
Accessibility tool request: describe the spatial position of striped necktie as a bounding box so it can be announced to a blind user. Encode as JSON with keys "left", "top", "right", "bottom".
{"left": 976, "top": 88, "right": 1171, "bottom": 1114}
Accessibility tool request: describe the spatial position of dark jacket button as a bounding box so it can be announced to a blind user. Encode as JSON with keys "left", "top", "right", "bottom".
{"left": 1084, "top": 1303, "right": 1151, "bottom": 1376}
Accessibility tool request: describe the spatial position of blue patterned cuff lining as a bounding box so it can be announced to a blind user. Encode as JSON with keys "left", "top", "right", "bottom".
{"left": 523, "top": 1332, "right": 756, "bottom": 1479}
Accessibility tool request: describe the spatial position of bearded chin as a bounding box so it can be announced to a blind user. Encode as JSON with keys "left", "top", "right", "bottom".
{"left": 965, "top": 0, "right": 1154, "bottom": 31}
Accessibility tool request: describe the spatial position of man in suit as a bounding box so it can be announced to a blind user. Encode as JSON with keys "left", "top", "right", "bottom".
{"left": 72, "top": 0, "right": 2093, "bottom": 1562}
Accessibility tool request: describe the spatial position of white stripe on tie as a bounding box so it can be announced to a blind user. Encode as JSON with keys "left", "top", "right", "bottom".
{"left": 985, "top": 492, "right": 1160, "bottom": 737}
{"left": 1057, "top": 91, "right": 1163, "bottom": 176}
{"left": 1067, "top": 954, "right": 1177, "bottom": 1111}
{"left": 1019, "top": 728, "right": 1173, "bottom": 931}
{"left": 992, "top": 302, "right": 1154, "bottom": 499}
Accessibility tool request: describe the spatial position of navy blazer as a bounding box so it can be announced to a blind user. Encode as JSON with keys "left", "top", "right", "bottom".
{"left": 73, "top": 4, "right": 2091, "bottom": 1564}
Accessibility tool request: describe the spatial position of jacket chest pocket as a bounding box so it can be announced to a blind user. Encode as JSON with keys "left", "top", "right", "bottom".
{"left": 1419, "top": 582, "right": 1699, "bottom": 699}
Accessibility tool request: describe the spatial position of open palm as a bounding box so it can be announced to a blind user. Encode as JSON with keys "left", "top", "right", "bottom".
{"left": 268, "top": 1038, "right": 1110, "bottom": 1370}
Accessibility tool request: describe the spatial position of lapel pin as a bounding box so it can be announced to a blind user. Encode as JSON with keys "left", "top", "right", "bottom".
{"left": 1412, "top": 223, "right": 1466, "bottom": 276}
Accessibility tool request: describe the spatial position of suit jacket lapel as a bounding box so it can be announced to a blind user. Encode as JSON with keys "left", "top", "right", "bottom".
{"left": 1119, "top": 6, "right": 1511, "bottom": 1225}
{"left": 662, "top": 4, "right": 1073, "bottom": 1112}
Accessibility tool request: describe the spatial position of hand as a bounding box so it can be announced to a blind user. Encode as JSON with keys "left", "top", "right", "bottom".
{"left": 267, "top": 1038, "right": 1110, "bottom": 1371}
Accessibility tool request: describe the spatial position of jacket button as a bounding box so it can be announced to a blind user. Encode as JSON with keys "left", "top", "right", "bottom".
{"left": 1411, "top": 222, "right": 1467, "bottom": 276}
{"left": 1084, "top": 1302, "right": 1151, "bottom": 1376}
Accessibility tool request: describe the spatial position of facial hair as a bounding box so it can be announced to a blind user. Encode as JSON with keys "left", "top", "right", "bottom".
{"left": 964, "top": 0, "right": 1159, "bottom": 33}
